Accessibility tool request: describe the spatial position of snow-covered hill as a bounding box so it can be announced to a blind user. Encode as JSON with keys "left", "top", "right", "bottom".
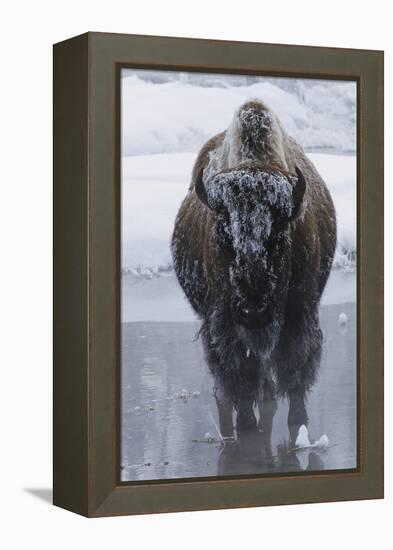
{"left": 122, "top": 73, "right": 356, "bottom": 157}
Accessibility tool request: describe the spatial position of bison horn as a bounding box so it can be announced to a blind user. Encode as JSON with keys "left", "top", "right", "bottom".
{"left": 194, "top": 169, "right": 211, "bottom": 209}
{"left": 290, "top": 166, "right": 307, "bottom": 220}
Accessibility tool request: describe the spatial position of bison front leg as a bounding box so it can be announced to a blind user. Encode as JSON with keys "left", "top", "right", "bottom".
{"left": 257, "top": 378, "right": 277, "bottom": 437}
{"left": 288, "top": 387, "right": 309, "bottom": 444}
{"left": 213, "top": 380, "right": 257, "bottom": 436}
{"left": 236, "top": 396, "right": 257, "bottom": 432}
{"left": 213, "top": 384, "right": 258, "bottom": 437}
{"left": 213, "top": 385, "right": 234, "bottom": 439}
{"left": 276, "top": 315, "right": 322, "bottom": 447}
{"left": 201, "top": 321, "right": 236, "bottom": 438}
{"left": 201, "top": 316, "right": 259, "bottom": 434}
{"left": 235, "top": 351, "right": 261, "bottom": 432}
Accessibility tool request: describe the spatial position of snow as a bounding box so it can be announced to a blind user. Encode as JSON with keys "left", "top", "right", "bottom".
{"left": 295, "top": 424, "right": 330, "bottom": 451}
{"left": 295, "top": 425, "right": 311, "bottom": 448}
{"left": 206, "top": 169, "right": 294, "bottom": 266}
{"left": 121, "top": 151, "right": 356, "bottom": 274}
{"left": 313, "top": 434, "right": 330, "bottom": 449}
{"left": 122, "top": 72, "right": 356, "bottom": 156}
{"left": 338, "top": 312, "right": 348, "bottom": 325}
{"left": 206, "top": 170, "right": 294, "bottom": 217}
{"left": 309, "top": 153, "right": 356, "bottom": 270}
{"left": 121, "top": 152, "right": 192, "bottom": 273}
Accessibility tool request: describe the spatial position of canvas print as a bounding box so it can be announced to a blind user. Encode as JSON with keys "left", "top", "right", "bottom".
{"left": 120, "top": 69, "right": 357, "bottom": 482}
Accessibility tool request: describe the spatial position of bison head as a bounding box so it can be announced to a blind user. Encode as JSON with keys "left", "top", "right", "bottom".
{"left": 194, "top": 107, "right": 306, "bottom": 345}
{"left": 194, "top": 101, "right": 306, "bottom": 337}
{"left": 196, "top": 164, "right": 306, "bottom": 327}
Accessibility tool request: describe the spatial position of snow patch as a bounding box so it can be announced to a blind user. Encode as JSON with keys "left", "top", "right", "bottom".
{"left": 312, "top": 434, "right": 330, "bottom": 450}
{"left": 338, "top": 312, "right": 348, "bottom": 325}
{"left": 295, "top": 425, "right": 311, "bottom": 448}
{"left": 295, "top": 425, "right": 330, "bottom": 451}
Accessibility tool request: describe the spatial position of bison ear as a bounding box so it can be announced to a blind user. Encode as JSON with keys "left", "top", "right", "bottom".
{"left": 290, "top": 166, "right": 306, "bottom": 220}
{"left": 194, "top": 166, "right": 211, "bottom": 209}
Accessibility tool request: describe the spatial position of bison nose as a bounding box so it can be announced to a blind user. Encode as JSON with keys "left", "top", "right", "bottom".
{"left": 238, "top": 302, "right": 271, "bottom": 328}
{"left": 240, "top": 303, "right": 266, "bottom": 316}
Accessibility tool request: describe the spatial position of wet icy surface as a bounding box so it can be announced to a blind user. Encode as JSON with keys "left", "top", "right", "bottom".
{"left": 120, "top": 295, "right": 357, "bottom": 482}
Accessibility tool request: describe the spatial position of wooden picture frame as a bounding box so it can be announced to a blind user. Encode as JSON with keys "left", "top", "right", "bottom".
{"left": 53, "top": 32, "right": 384, "bottom": 517}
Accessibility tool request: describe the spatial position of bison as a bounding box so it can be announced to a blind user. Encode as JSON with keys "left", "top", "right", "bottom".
{"left": 171, "top": 100, "right": 336, "bottom": 443}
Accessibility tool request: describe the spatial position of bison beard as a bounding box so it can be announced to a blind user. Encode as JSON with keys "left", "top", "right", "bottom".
{"left": 171, "top": 99, "right": 336, "bottom": 444}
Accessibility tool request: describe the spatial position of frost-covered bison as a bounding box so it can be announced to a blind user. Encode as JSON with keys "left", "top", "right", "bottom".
{"left": 171, "top": 100, "right": 336, "bottom": 442}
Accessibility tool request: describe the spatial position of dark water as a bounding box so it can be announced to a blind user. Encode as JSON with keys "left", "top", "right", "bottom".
{"left": 120, "top": 302, "right": 356, "bottom": 482}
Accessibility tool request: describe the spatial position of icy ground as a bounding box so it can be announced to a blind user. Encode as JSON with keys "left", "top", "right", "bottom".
{"left": 121, "top": 302, "right": 357, "bottom": 481}
{"left": 121, "top": 151, "right": 356, "bottom": 276}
